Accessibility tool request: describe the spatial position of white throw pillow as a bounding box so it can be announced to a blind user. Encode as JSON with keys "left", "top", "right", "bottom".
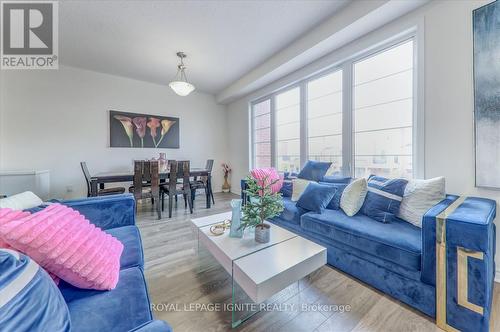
{"left": 398, "top": 177, "right": 446, "bottom": 227}
{"left": 291, "top": 179, "right": 312, "bottom": 201}
{"left": 0, "top": 191, "right": 43, "bottom": 210}
{"left": 340, "top": 178, "right": 368, "bottom": 216}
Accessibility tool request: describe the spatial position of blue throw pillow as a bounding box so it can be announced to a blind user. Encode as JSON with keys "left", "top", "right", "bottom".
{"left": 322, "top": 176, "right": 351, "bottom": 184}
{"left": 280, "top": 180, "right": 293, "bottom": 198}
{"left": 297, "top": 160, "right": 332, "bottom": 182}
{"left": 0, "top": 249, "right": 71, "bottom": 331}
{"left": 319, "top": 182, "right": 348, "bottom": 210}
{"left": 360, "top": 175, "right": 408, "bottom": 223}
{"left": 296, "top": 182, "right": 337, "bottom": 214}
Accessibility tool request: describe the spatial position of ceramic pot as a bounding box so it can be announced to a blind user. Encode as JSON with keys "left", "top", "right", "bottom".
{"left": 254, "top": 223, "right": 270, "bottom": 243}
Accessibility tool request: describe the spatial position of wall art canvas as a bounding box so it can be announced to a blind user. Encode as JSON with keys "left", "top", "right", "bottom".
{"left": 474, "top": 0, "right": 500, "bottom": 188}
{"left": 110, "top": 110, "right": 180, "bottom": 148}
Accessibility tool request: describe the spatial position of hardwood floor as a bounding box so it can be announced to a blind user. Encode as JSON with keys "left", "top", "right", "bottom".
{"left": 136, "top": 192, "right": 498, "bottom": 332}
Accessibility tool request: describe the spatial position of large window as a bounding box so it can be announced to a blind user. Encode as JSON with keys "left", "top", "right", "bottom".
{"left": 307, "top": 70, "right": 343, "bottom": 176}
{"left": 251, "top": 99, "right": 271, "bottom": 168}
{"left": 251, "top": 36, "right": 418, "bottom": 178}
{"left": 353, "top": 40, "right": 414, "bottom": 178}
{"left": 275, "top": 87, "right": 301, "bottom": 173}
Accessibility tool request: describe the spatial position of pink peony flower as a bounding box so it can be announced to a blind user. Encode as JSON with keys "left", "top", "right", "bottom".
{"left": 251, "top": 168, "right": 283, "bottom": 195}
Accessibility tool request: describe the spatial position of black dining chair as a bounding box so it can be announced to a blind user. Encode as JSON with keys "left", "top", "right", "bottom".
{"left": 80, "top": 162, "right": 125, "bottom": 197}
{"left": 129, "top": 160, "right": 161, "bottom": 219}
{"left": 190, "top": 159, "right": 215, "bottom": 205}
{"left": 160, "top": 160, "right": 193, "bottom": 218}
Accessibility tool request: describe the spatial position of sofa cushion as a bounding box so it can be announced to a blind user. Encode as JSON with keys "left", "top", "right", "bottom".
{"left": 321, "top": 176, "right": 351, "bottom": 184}
{"left": 319, "top": 182, "right": 348, "bottom": 210}
{"left": 297, "top": 160, "right": 331, "bottom": 181}
{"left": 59, "top": 266, "right": 153, "bottom": 332}
{"left": 296, "top": 182, "right": 337, "bottom": 213}
{"left": 275, "top": 197, "right": 307, "bottom": 225}
{"left": 300, "top": 209, "right": 422, "bottom": 271}
{"left": 131, "top": 320, "right": 173, "bottom": 332}
{"left": 106, "top": 226, "right": 144, "bottom": 269}
{"left": 360, "top": 176, "right": 408, "bottom": 223}
{"left": 0, "top": 249, "right": 71, "bottom": 332}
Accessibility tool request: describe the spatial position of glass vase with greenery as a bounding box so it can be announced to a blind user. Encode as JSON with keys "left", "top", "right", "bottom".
{"left": 240, "top": 175, "right": 284, "bottom": 233}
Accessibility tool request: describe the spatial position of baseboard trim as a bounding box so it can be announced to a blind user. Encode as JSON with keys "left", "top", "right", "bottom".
{"left": 495, "top": 269, "right": 500, "bottom": 283}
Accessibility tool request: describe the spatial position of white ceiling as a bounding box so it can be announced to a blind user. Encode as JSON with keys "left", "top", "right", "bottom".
{"left": 59, "top": 0, "right": 350, "bottom": 94}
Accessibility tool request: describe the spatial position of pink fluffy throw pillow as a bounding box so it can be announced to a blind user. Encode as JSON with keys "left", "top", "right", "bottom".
{"left": 0, "top": 209, "right": 30, "bottom": 248}
{"left": 0, "top": 204, "right": 123, "bottom": 290}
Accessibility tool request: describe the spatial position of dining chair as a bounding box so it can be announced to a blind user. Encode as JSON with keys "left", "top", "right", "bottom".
{"left": 80, "top": 161, "right": 125, "bottom": 197}
{"left": 160, "top": 160, "right": 193, "bottom": 218}
{"left": 129, "top": 160, "right": 161, "bottom": 219}
{"left": 190, "top": 159, "right": 215, "bottom": 205}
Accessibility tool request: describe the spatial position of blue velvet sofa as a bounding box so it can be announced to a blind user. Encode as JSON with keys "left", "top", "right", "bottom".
{"left": 242, "top": 178, "right": 497, "bottom": 332}
{"left": 55, "top": 194, "right": 171, "bottom": 332}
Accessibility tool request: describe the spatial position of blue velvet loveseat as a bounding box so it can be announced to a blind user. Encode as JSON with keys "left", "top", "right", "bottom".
{"left": 242, "top": 178, "right": 497, "bottom": 332}
{"left": 54, "top": 194, "right": 171, "bottom": 332}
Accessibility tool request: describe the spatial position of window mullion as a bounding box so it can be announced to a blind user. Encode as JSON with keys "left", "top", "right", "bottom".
{"left": 270, "top": 95, "right": 276, "bottom": 168}
{"left": 342, "top": 62, "right": 353, "bottom": 177}
{"left": 300, "top": 82, "right": 308, "bottom": 168}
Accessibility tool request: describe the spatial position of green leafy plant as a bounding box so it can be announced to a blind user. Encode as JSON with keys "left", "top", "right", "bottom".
{"left": 240, "top": 175, "right": 284, "bottom": 230}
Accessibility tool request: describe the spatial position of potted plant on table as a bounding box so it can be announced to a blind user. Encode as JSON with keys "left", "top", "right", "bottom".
{"left": 240, "top": 173, "right": 284, "bottom": 243}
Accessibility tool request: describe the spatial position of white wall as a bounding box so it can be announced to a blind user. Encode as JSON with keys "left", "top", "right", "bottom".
{"left": 0, "top": 66, "right": 228, "bottom": 198}
{"left": 226, "top": 0, "right": 500, "bottom": 271}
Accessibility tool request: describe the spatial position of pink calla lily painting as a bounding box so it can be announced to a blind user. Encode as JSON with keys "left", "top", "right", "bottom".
{"left": 110, "top": 110, "right": 179, "bottom": 148}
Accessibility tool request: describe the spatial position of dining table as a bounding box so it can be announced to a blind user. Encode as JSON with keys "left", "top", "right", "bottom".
{"left": 90, "top": 168, "right": 213, "bottom": 211}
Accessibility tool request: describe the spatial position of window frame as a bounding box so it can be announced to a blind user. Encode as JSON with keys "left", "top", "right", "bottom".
{"left": 250, "top": 30, "right": 422, "bottom": 178}
{"left": 250, "top": 97, "right": 272, "bottom": 169}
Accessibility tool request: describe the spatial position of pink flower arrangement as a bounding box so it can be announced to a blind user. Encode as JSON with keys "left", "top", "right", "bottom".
{"left": 221, "top": 163, "right": 231, "bottom": 176}
{"left": 250, "top": 168, "right": 283, "bottom": 195}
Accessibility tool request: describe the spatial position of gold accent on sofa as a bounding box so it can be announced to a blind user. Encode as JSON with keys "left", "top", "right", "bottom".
{"left": 436, "top": 196, "right": 466, "bottom": 332}
{"left": 457, "top": 247, "right": 484, "bottom": 315}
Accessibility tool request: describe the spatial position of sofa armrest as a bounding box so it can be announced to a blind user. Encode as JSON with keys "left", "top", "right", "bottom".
{"left": 421, "top": 195, "right": 458, "bottom": 284}
{"left": 422, "top": 195, "right": 496, "bottom": 332}
{"left": 61, "top": 194, "right": 136, "bottom": 230}
{"left": 128, "top": 320, "right": 172, "bottom": 332}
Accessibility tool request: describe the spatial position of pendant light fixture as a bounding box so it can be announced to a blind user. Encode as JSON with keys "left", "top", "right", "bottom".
{"left": 169, "top": 52, "right": 195, "bottom": 96}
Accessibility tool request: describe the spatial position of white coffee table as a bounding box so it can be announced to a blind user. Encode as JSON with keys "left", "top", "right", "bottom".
{"left": 191, "top": 212, "right": 327, "bottom": 327}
